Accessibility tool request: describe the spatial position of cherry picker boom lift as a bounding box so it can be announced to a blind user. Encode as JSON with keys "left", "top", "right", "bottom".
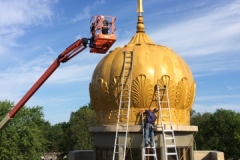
{"left": 0, "top": 15, "right": 116, "bottom": 131}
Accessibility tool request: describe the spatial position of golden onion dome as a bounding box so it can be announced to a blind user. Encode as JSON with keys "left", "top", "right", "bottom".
{"left": 89, "top": 15, "right": 196, "bottom": 125}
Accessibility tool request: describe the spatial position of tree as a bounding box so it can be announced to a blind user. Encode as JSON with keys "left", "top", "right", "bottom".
{"left": 69, "top": 103, "right": 97, "bottom": 150}
{"left": 191, "top": 109, "right": 240, "bottom": 159}
{"left": 0, "top": 100, "right": 48, "bottom": 159}
{"left": 191, "top": 110, "right": 211, "bottom": 150}
{"left": 47, "top": 122, "right": 66, "bottom": 152}
{"left": 43, "top": 103, "right": 97, "bottom": 158}
{"left": 207, "top": 109, "right": 240, "bottom": 159}
{"left": 46, "top": 122, "right": 71, "bottom": 159}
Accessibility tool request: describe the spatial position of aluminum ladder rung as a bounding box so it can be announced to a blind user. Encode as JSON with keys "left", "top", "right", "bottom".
{"left": 120, "top": 108, "right": 128, "bottom": 110}
{"left": 144, "top": 154, "right": 156, "bottom": 156}
{"left": 117, "top": 126, "right": 128, "bottom": 129}
{"left": 121, "top": 97, "right": 129, "bottom": 99}
{"left": 121, "top": 94, "right": 130, "bottom": 97}
{"left": 121, "top": 101, "right": 129, "bottom": 103}
{"left": 144, "top": 146, "right": 156, "bottom": 149}
{"left": 119, "top": 114, "right": 127, "bottom": 116}
{"left": 125, "top": 63, "right": 131, "bottom": 65}
{"left": 165, "top": 144, "right": 176, "bottom": 148}
{"left": 167, "top": 153, "right": 178, "bottom": 156}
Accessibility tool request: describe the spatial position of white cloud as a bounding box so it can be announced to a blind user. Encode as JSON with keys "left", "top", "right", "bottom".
{"left": 196, "top": 94, "right": 240, "bottom": 101}
{"left": 193, "top": 103, "right": 240, "bottom": 113}
{"left": 193, "top": 93, "right": 240, "bottom": 113}
{"left": 72, "top": 0, "right": 106, "bottom": 22}
{"left": 0, "top": 56, "right": 51, "bottom": 100}
{"left": 48, "top": 64, "right": 96, "bottom": 84}
{"left": 0, "top": 27, "right": 24, "bottom": 53}
{"left": 0, "top": 1, "right": 52, "bottom": 27}
{"left": 189, "top": 53, "right": 240, "bottom": 75}
{"left": 47, "top": 47, "right": 56, "bottom": 55}
{"left": 72, "top": 6, "right": 91, "bottom": 22}
{"left": 0, "top": 0, "right": 56, "bottom": 54}
{"left": 149, "top": 0, "right": 240, "bottom": 57}
{"left": 0, "top": 52, "right": 97, "bottom": 103}
{"left": 227, "top": 86, "right": 232, "bottom": 91}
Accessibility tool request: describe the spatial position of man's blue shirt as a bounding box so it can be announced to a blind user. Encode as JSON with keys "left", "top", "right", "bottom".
{"left": 145, "top": 110, "right": 156, "bottom": 125}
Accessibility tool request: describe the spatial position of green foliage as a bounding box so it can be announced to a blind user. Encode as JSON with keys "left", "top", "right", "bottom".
{"left": 191, "top": 109, "right": 240, "bottom": 159}
{"left": 69, "top": 103, "right": 97, "bottom": 150}
{"left": 0, "top": 100, "right": 96, "bottom": 159}
{"left": 0, "top": 100, "right": 48, "bottom": 159}
{"left": 44, "top": 103, "right": 96, "bottom": 158}
{"left": 47, "top": 122, "right": 66, "bottom": 152}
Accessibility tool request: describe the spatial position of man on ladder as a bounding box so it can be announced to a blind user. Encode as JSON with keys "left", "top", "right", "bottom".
{"left": 141, "top": 108, "right": 158, "bottom": 160}
{"left": 142, "top": 108, "right": 158, "bottom": 147}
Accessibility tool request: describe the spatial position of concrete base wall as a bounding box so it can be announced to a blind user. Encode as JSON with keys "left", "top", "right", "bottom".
{"left": 194, "top": 151, "right": 224, "bottom": 160}
{"left": 89, "top": 125, "right": 198, "bottom": 160}
{"left": 68, "top": 150, "right": 93, "bottom": 160}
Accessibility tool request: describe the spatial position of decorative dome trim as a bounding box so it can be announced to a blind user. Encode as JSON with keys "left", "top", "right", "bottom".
{"left": 128, "top": 32, "right": 155, "bottom": 45}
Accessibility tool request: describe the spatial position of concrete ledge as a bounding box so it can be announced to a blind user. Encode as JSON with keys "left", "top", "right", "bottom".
{"left": 211, "top": 151, "right": 224, "bottom": 160}
{"left": 89, "top": 124, "right": 198, "bottom": 133}
{"left": 194, "top": 151, "right": 224, "bottom": 160}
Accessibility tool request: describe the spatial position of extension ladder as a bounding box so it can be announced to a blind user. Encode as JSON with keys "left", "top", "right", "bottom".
{"left": 112, "top": 48, "right": 134, "bottom": 160}
{"left": 156, "top": 85, "right": 178, "bottom": 160}
{"left": 141, "top": 112, "right": 158, "bottom": 160}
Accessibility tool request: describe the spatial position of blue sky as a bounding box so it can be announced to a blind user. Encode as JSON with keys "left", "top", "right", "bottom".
{"left": 0, "top": 0, "right": 239, "bottom": 125}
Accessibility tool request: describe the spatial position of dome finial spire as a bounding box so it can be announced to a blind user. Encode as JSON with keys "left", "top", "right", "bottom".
{"left": 136, "top": 0, "right": 145, "bottom": 33}
{"left": 137, "top": 0, "right": 144, "bottom": 16}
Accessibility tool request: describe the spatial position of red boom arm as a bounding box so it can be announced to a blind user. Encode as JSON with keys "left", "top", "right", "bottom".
{"left": 0, "top": 38, "right": 87, "bottom": 130}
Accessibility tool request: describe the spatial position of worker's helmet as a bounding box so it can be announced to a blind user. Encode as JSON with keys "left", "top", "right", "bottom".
{"left": 153, "top": 108, "right": 158, "bottom": 113}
